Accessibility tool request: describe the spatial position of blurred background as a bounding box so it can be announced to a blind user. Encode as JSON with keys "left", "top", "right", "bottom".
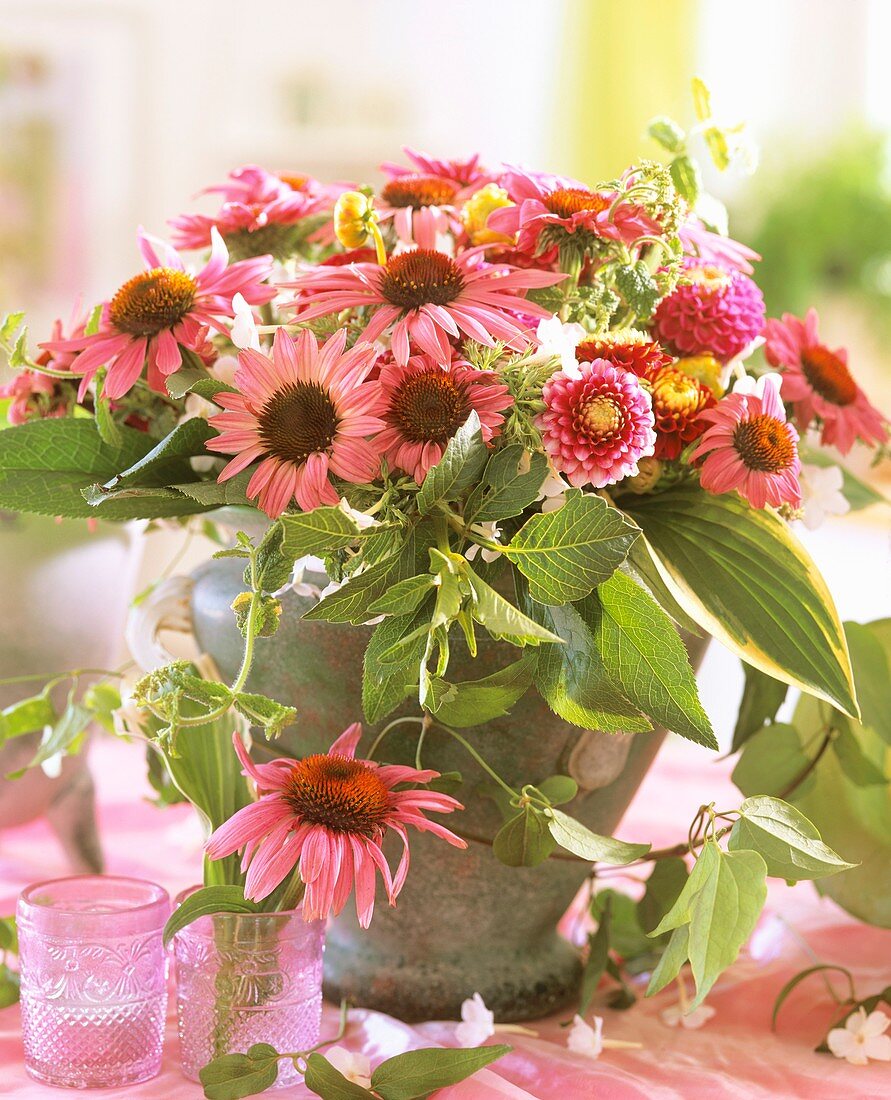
{"left": 0, "top": 0, "right": 888, "bottom": 749}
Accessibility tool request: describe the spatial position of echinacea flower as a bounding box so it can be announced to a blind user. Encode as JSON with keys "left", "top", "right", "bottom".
{"left": 377, "top": 174, "right": 462, "bottom": 249}
{"left": 375, "top": 352, "right": 512, "bottom": 483}
{"left": 205, "top": 724, "right": 466, "bottom": 927}
{"left": 206, "top": 328, "right": 384, "bottom": 517}
{"left": 537, "top": 359, "right": 656, "bottom": 488}
{"left": 0, "top": 311, "right": 84, "bottom": 423}
{"left": 575, "top": 331, "right": 673, "bottom": 379}
{"left": 488, "top": 169, "right": 662, "bottom": 258}
{"left": 691, "top": 374, "right": 801, "bottom": 509}
{"left": 169, "top": 164, "right": 343, "bottom": 258}
{"left": 764, "top": 308, "right": 887, "bottom": 453}
{"left": 283, "top": 248, "right": 564, "bottom": 365}
{"left": 827, "top": 1008, "right": 891, "bottom": 1066}
{"left": 679, "top": 215, "right": 761, "bottom": 275}
{"left": 652, "top": 260, "right": 765, "bottom": 363}
{"left": 799, "top": 463, "right": 850, "bottom": 530}
{"left": 381, "top": 147, "right": 491, "bottom": 196}
{"left": 41, "top": 230, "right": 274, "bottom": 400}
{"left": 644, "top": 365, "right": 716, "bottom": 459}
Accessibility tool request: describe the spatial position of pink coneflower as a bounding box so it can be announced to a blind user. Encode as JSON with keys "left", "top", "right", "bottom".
{"left": 207, "top": 328, "right": 383, "bottom": 517}
{"left": 377, "top": 174, "right": 462, "bottom": 248}
{"left": 1, "top": 314, "right": 86, "bottom": 423}
{"left": 487, "top": 169, "right": 662, "bottom": 258}
{"left": 537, "top": 359, "right": 656, "bottom": 488}
{"left": 283, "top": 248, "right": 565, "bottom": 365}
{"left": 381, "top": 147, "right": 491, "bottom": 196}
{"left": 375, "top": 352, "right": 513, "bottom": 483}
{"left": 764, "top": 308, "right": 887, "bottom": 454}
{"left": 679, "top": 216, "right": 761, "bottom": 275}
{"left": 40, "top": 230, "right": 274, "bottom": 401}
{"left": 205, "top": 725, "right": 466, "bottom": 927}
{"left": 169, "top": 165, "right": 344, "bottom": 257}
{"left": 651, "top": 260, "right": 765, "bottom": 362}
{"left": 690, "top": 376, "right": 801, "bottom": 509}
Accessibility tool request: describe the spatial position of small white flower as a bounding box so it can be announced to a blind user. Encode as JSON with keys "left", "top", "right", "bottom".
{"left": 661, "top": 1002, "right": 717, "bottom": 1030}
{"left": 466, "top": 521, "right": 502, "bottom": 564}
{"left": 536, "top": 465, "right": 572, "bottom": 513}
{"left": 798, "top": 463, "right": 850, "bottom": 530}
{"left": 827, "top": 1007, "right": 891, "bottom": 1066}
{"left": 125, "top": 576, "right": 195, "bottom": 672}
{"left": 567, "top": 1014, "right": 604, "bottom": 1060}
{"left": 339, "top": 498, "right": 379, "bottom": 530}
{"left": 324, "top": 1046, "right": 373, "bottom": 1087}
{"left": 209, "top": 353, "right": 239, "bottom": 387}
{"left": 230, "top": 293, "right": 261, "bottom": 351}
{"left": 534, "top": 316, "right": 585, "bottom": 378}
{"left": 456, "top": 992, "right": 495, "bottom": 1047}
{"left": 731, "top": 368, "right": 782, "bottom": 401}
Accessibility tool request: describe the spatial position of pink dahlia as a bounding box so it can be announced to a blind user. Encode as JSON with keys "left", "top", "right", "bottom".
{"left": 537, "top": 359, "right": 656, "bottom": 488}
{"left": 764, "top": 308, "right": 887, "bottom": 454}
{"left": 205, "top": 725, "right": 466, "bottom": 927}
{"left": 488, "top": 169, "right": 662, "bottom": 258}
{"left": 652, "top": 260, "right": 765, "bottom": 362}
{"left": 377, "top": 174, "right": 462, "bottom": 249}
{"left": 691, "top": 377, "right": 801, "bottom": 509}
{"left": 207, "top": 328, "right": 384, "bottom": 517}
{"left": 41, "top": 230, "right": 274, "bottom": 400}
{"left": 169, "top": 165, "right": 344, "bottom": 257}
{"left": 375, "top": 352, "right": 513, "bottom": 483}
{"left": 679, "top": 216, "right": 761, "bottom": 275}
{"left": 283, "top": 248, "right": 565, "bottom": 365}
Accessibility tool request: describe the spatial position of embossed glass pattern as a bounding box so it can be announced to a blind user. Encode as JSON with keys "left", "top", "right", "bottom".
{"left": 17, "top": 875, "right": 169, "bottom": 1088}
{"left": 174, "top": 899, "right": 324, "bottom": 1087}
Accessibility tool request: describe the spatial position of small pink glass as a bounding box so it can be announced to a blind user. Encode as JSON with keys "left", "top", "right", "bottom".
{"left": 173, "top": 892, "right": 324, "bottom": 1087}
{"left": 17, "top": 875, "right": 170, "bottom": 1088}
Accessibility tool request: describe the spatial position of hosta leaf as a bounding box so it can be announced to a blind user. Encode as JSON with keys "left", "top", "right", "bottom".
{"left": 622, "top": 484, "right": 858, "bottom": 718}
{"left": 594, "top": 571, "right": 716, "bottom": 748}
{"left": 505, "top": 491, "right": 638, "bottom": 605}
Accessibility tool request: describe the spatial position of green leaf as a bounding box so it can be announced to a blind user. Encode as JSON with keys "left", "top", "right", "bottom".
{"left": 95, "top": 397, "right": 122, "bottom": 447}
{"left": 163, "top": 885, "right": 259, "bottom": 947}
{"left": 493, "top": 805, "right": 556, "bottom": 867}
{"left": 0, "top": 916, "right": 18, "bottom": 954}
{"left": 415, "top": 411, "right": 488, "bottom": 514}
{"left": 370, "top": 1044, "right": 512, "bottom": 1100}
{"left": 731, "top": 723, "right": 811, "bottom": 798}
{"left": 732, "top": 664, "right": 789, "bottom": 752}
{"left": 615, "top": 261, "right": 660, "bottom": 321}
{"left": 729, "top": 795, "right": 856, "bottom": 881}
{"left": 280, "top": 504, "right": 388, "bottom": 559}
{"left": 590, "top": 890, "right": 651, "bottom": 960}
{"left": 98, "top": 418, "right": 215, "bottom": 493}
{"left": 426, "top": 655, "right": 536, "bottom": 728}
{"left": 546, "top": 808, "right": 649, "bottom": 865}
{"left": 303, "top": 1053, "right": 372, "bottom": 1098}
{"left": 650, "top": 839, "right": 721, "bottom": 936}
{"left": 0, "top": 310, "right": 25, "bottom": 345}
{"left": 0, "top": 419, "right": 194, "bottom": 519}
{"left": 594, "top": 571, "right": 716, "bottom": 749}
{"left": 648, "top": 116, "right": 686, "bottom": 153}
{"left": 232, "top": 693, "right": 297, "bottom": 739}
{"left": 84, "top": 303, "right": 103, "bottom": 337}
{"left": 0, "top": 963, "right": 20, "bottom": 1009}
{"left": 251, "top": 523, "right": 294, "bottom": 593}
{"left": 466, "top": 567, "right": 563, "bottom": 646}
{"left": 199, "top": 1042, "right": 280, "bottom": 1100}
{"left": 638, "top": 857, "right": 689, "bottom": 936}
{"left": 579, "top": 895, "right": 611, "bottom": 1014}
{"left": 305, "top": 557, "right": 402, "bottom": 625}
{"left": 670, "top": 155, "right": 702, "bottom": 206}
{"left": 505, "top": 491, "right": 638, "bottom": 605}
{"left": 367, "top": 574, "right": 436, "bottom": 617}
{"left": 528, "top": 598, "right": 650, "bottom": 733}
{"left": 844, "top": 621, "right": 891, "bottom": 744}
{"left": 535, "top": 775, "right": 578, "bottom": 805}
{"left": 686, "top": 847, "right": 767, "bottom": 1008}
{"left": 832, "top": 721, "right": 887, "bottom": 786}
{"left": 174, "top": 472, "right": 253, "bottom": 508}
{"left": 0, "top": 694, "right": 55, "bottom": 742}
{"left": 646, "top": 924, "right": 690, "bottom": 997}
{"left": 622, "top": 484, "right": 858, "bottom": 718}
{"left": 362, "top": 609, "right": 427, "bottom": 722}
{"left": 7, "top": 703, "right": 91, "bottom": 778}
{"left": 465, "top": 445, "right": 548, "bottom": 523}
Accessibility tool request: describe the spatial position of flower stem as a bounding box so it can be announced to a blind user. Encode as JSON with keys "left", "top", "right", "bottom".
{"left": 430, "top": 720, "right": 518, "bottom": 800}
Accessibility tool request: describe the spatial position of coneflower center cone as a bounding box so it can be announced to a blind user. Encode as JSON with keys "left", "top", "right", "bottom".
{"left": 543, "top": 188, "right": 610, "bottom": 219}
{"left": 379, "top": 250, "right": 466, "bottom": 309}
{"left": 108, "top": 268, "right": 197, "bottom": 336}
{"left": 285, "top": 754, "right": 391, "bottom": 837}
{"left": 382, "top": 175, "right": 459, "bottom": 210}
{"left": 801, "top": 346, "right": 857, "bottom": 406}
{"left": 387, "top": 369, "right": 472, "bottom": 443}
{"left": 733, "top": 414, "right": 796, "bottom": 472}
{"left": 258, "top": 382, "right": 339, "bottom": 464}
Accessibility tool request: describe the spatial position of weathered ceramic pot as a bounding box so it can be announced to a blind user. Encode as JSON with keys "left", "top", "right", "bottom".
{"left": 191, "top": 557, "right": 708, "bottom": 1022}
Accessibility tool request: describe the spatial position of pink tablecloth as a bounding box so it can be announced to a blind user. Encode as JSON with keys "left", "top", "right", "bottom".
{"left": 1, "top": 736, "right": 889, "bottom": 1099}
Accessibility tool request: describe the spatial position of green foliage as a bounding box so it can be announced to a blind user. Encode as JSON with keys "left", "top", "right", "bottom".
{"left": 465, "top": 445, "right": 548, "bottom": 523}
{"left": 162, "top": 886, "right": 259, "bottom": 947}
{"left": 492, "top": 805, "right": 555, "bottom": 867}
{"left": 416, "top": 412, "right": 488, "bottom": 514}
{"left": 200, "top": 1043, "right": 281, "bottom": 1100}
{"left": 0, "top": 694, "right": 55, "bottom": 742}
{"left": 425, "top": 655, "right": 537, "bottom": 728}
{"left": 367, "top": 1044, "right": 512, "bottom": 1100}
{"left": 280, "top": 503, "right": 387, "bottom": 559}
{"left": 303, "top": 1054, "right": 371, "bottom": 1099}
{"left": 732, "top": 664, "right": 789, "bottom": 752}
{"left": 546, "top": 809, "right": 649, "bottom": 864}
{"left": 728, "top": 796, "right": 856, "bottom": 881}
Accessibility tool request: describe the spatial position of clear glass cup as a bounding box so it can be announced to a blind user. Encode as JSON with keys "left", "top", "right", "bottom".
{"left": 17, "top": 875, "right": 170, "bottom": 1088}
{"left": 173, "top": 896, "right": 324, "bottom": 1087}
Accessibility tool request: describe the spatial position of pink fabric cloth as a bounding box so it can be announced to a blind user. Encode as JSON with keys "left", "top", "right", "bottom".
{"left": 1, "top": 737, "right": 889, "bottom": 1099}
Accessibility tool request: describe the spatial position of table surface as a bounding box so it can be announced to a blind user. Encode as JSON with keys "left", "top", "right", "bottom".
{"left": 1, "top": 735, "right": 888, "bottom": 1100}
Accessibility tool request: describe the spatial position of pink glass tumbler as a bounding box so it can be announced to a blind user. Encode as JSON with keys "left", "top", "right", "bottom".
{"left": 17, "top": 875, "right": 170, "bottom": 1088}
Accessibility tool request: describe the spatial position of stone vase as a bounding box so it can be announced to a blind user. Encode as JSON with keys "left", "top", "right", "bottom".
{"left": 190, "top": 556, "right": 708, "bottom": 1022}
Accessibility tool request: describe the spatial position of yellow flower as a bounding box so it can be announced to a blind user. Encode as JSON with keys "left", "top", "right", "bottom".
{"left": 461, "top": 183, "right": 515, "bottom": 246}
{"left": 625, "top": 456, "right": 663, "bottom": 494}
{"left": 334, "top": 191, "right": 376, "bottom": 249}
{"left": 674, "top": 354, "right": 724, "bottom": 396}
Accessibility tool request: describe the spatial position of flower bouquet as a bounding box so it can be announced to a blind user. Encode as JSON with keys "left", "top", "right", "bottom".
{"left": 1, "top": 80, "right": 889, "bottom": 1092}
